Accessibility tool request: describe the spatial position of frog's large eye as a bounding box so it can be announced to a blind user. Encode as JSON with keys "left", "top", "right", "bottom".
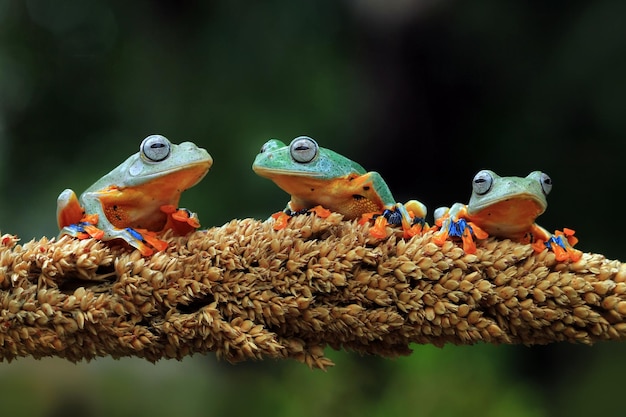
{"left": 472, "top": 170, "right": 493, "bottom": 195}
{"left": 527, "top": 171, "right": 552, "bottom": 195}
{"left": 259, "top": 142, "right": 271, "bottom": 153}
{"left": 290, "top": 136, "right": 318, "bottom": 163}
{"left": 141, "top": 135, "right": 171, "bottom": 162}
{"left": 539, "top": 173, "right": 552, "bottom": 195}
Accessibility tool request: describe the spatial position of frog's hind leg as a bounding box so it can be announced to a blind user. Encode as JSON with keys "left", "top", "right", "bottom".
{"left": 395, "top": 200, "right": 428, "bottom": 238}
{"left": 56, "top": 189, "right": 85, "bottom": 229}
{"left": 368, "top": 201, "right": 428, "bottom": 239}
{"left": 102, "top": 227, "right": 163, "bottom": 257}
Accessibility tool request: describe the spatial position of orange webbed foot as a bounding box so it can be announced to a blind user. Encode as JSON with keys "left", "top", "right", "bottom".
{"left": 161, "top": 205, "right": 201, "bottom": 235}
{"left": 134, "top": 228, "right": 168, "bottom": 255}
{"left": 82, "top": 225, "right": 105, "bottom": 240}
{"left": 531, "top": 239, "right": 546, "bottom": 253}
{"left": 432, "top": 216, "right": 488, "bottom": 253}
{"left": 468, "top": 222, "right": 488, "bottom": 240}
{"left": 403, "top": 223, "right": 424, "bottom": 239}
{"left": 271, "top": 211, "right": 291, "bottom": 230}
{"left": 535, "top": 229, "right": 582, "bottom": 262}
{"left": 61, "top": 213, "right": 104, "bottom": 240}
{"left": 369, "top": 216, "right": 390, "bottom": 239}
{"left": 432, "top": 229, "right": 449, "bottom": 246}
{"left": 359, "top": 212, "right": 377, "bottom": 226}
{"left": 309, "top": 205, "right": 332, "bottom": 218}
{"left": 460, "top": 227, "right": 477, "bottom": 254}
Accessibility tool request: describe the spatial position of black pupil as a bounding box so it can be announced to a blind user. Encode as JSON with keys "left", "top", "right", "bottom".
{"left": 295, "top": 145, "right": 309, "bottom": 151}
{"left": 151, "top": 143, "right": 165, "bottom": 149}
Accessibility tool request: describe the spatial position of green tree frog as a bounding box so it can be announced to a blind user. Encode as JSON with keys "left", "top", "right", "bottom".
{"left": 433, "top": 169, "right": 581, "bottom": 261}
{"left": 252, "top": 136, "right": 427, "bottom": 238}
{"left": 57, "top": 135, "right": 213, "bottom": 256}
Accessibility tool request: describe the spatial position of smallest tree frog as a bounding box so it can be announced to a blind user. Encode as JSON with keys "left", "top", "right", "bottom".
{"left": 433, "top": 169, "right": 581, "bottom": 261}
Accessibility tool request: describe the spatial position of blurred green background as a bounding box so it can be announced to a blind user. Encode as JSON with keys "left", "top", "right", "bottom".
{"left": 1, "top": 1, "right": 625, "bottom": 416}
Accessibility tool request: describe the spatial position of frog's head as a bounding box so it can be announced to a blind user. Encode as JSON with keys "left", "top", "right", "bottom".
{"left": 467, "top": 169, "right": 551, "bottom": 216}
{"left": 117, "top": 135, "right": 213, "bottom": 188}
{"left": 252, "top": 136, "right": 365, "bottom": 180}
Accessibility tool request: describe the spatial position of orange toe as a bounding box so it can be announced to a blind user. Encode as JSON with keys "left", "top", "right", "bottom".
{"left": 271, "top": 212, "right": 291, "bottom": 230}
{"left": 310, "top": 205, "right": 332, "bottom": 218}
{"left": 461, "top": 229, "right": 477, "bottom": 254}
{"left": 531, "top": 240, "right": 546, "bottom": 253}
{"left": 369, "top": 216, "right": 389, "bottom": 239}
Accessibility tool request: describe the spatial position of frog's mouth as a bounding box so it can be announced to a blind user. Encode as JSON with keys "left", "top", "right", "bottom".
{"left": 254, "top": 166, "right": 326, "bottom": 177}
{"left": 468, "top": 193, "right": 547, "bottom": 237}
{"left": 469, "top": 192, "right": 547, "bottom": 216}
{"left": 138, "top": 161, "right": 212, "bottom": 190}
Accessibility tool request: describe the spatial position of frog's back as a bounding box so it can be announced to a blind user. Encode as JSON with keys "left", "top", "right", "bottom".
{"left": 315, "top": 147, "right": 367, "bottom": 179}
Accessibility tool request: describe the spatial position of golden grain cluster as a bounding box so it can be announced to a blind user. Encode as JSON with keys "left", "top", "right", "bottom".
{"left": 0, "top": 214, "right": 624, "bottom": 369}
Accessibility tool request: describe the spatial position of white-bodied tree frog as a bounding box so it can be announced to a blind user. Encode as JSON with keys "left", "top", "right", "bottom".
{"left": 57, "top": 134, "right": 213, "bottom": 256}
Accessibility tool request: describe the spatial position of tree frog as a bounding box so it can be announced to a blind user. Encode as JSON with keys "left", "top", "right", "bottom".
{"left": 57, "top": 135, "right": 213, "bottom": 256}
{"left": 433, "top": 169, "right": 581, "bottom": 261}
{"left": 252, "top": 136, "right": 427, "bottom": 238}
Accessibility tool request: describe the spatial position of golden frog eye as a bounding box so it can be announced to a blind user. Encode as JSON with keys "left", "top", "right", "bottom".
{"left": 141, "top": 135, "right": 171, "bottom": 162}
{"left": 472, "top": 170, "right": 493, "bottom": 195}
{"left": 289, "top": 136, "right": 318, "bottom": 163}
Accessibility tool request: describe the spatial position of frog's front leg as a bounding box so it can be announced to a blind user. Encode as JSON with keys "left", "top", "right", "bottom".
{"left": 160, "top": 205, "right": 201, "bottom": 235}
{"left": 391, "top": 200, "right": 428, "bottom": 238}
{"left": 529, "top": 224, "right": 582, "bottom": 262}
{"left": 271, "top": 202, "right": 332, "bottom": 231}
{"left": 269, "top": 203, "right": 298, "bottom": 230}
{"left": 432, "top": 204, "right": 488, "bottom": 253}
{"left": 363, "top": 172, "right": 428, "bottom": 238}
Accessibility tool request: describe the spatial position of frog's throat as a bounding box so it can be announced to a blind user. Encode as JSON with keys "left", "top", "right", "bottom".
{"left": 467, "top": 192, "right": 547, "bottom": 216}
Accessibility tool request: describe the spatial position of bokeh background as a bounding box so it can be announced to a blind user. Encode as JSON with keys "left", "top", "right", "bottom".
{"left": 1, "top": 1, "right": 625, "bottom": 416}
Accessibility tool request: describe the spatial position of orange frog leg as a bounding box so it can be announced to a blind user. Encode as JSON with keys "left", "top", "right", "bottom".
{"left": 59, "top": 210, "right": 167, "bottom": 257}
{"left": 362, "top": 202, "right": 427, "bottom": 239}
{"left": 271, "top": 211, "right": 292, "bottom": 230}
{"left": 359, "top": 209, "right": 391, "bottom": 239}
{"left": 271, "top": 205, "right": 333, "bottom": 231}
{"left": 132, "top": 228, "right": 168, "bottom": 256}
{"left": 160, "top": 205, "right": 201, "bottom": 235}
{"left": 459, "top": 221, "right": 488, "bottom": 254}
{"left": 308, "top": 205, "right": 332, "bottom": 218}
{"left": 432, "top": 216, "right": 488, "bottom": 254}
{"left": 60, "top": 213, "right": 105, "bottom": 240}
{"left": 402, "top": 200, "right": 428, "bottom": 238}
{"left": 431, "top": 214, "right": 450, "bottom": 246}
{"left": 358, "top": 212, "right": 377, "bottom": 226}
{"left": 369, "top": 215, "right": 390, "bottom": 239}
{"left": 532, "top": 228, "right": 582, "bottom": 262}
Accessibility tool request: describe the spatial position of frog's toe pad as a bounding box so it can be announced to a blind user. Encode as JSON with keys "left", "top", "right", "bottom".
{"left": 535, "top": 231, "right": 582, "bottom": 262}
{"left": 309, "top": 205, "right": 332, "bottom": 218}
{"left": 271, "top": 211, "right": 291, "bottom": 230}
{"left": 161, "top": 205, "right": 201, "bottom": 235}
{"left": 60, "top": 222, "right": 105, "bottom": 241}
{"left": 369, "top": 216, "right": 390, "bottom": 239}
